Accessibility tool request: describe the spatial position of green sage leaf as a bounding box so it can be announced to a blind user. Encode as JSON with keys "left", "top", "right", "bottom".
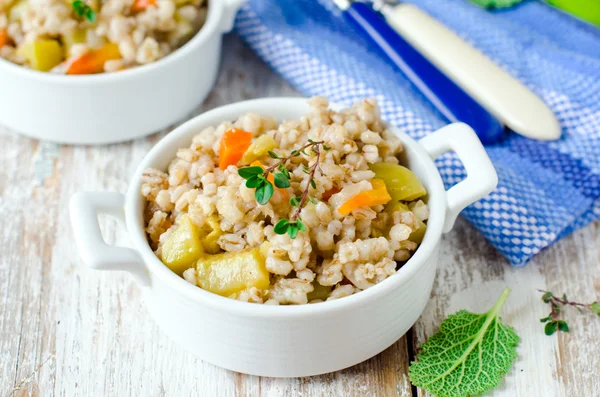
{"left": 409, "top": 288, "right": 519, "bottom": 397}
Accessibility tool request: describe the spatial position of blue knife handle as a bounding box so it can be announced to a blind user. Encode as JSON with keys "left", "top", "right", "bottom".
{"left": 342, "top": 2, "right": 504, "bottom": 145}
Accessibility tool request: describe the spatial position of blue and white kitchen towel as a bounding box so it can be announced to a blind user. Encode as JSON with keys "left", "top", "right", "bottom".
{"left": 234, "top": 0, "right": 600, "bottom": 266}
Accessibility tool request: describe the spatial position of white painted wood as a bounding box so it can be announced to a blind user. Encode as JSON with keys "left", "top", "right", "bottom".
{"left": 1, "top": 33, "right": 598, "bottom": 397}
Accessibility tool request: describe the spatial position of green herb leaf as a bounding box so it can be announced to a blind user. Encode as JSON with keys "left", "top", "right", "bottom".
{"left": 72, "top": 0, "right": 96, "bottom": 22}
{"left": 310, "top": 179, "right": 317, "bottom": 189}
{"left": 274, "top": 219, "right": 289, "bottom": 235}
{"left": 542, "top": 291, "right": 553, "bottom": 303}
{"left": 554, "top": 305, "right": 561, "bottom": 315}
{"left": 545, "top": 321, "right": 558, "bottom": 336}
{"left": 296, "top": 220, "right": 306, "bottom": 232}
{"left": 274, "top": 172, "right": 290, "bottom": 188}
{"left": 540, "top": 316, "right": 551, "bottom": 323}
{"left": 245, "top": 175, "right": 263, "bottom": 189}
{"left": 268, "top": 150, "right": 280, "bottom": 159}
{"left": 255, "top": 181, "right": 274, "bottom": 205}
{"left": 591, "top": 302, "right": 600, "bottom": 315}
{"left": 309, "top": 197, "right": 318, "bottom": 205}
{"left": 238, "top": 166, "right": 264, "bottom": 179}
{"left": 287, "top": 223, "right": 299, "bottom": 239}
{"left": 557, "top": 320, "right": 569, "bottom": 333}
{"left": 409, "top": 288, "right": 519, "bottom": 397}
{"left": 469, "top": 0, "right": 524, "bottom": 9}
{"left": 323, "top": 144, "right": 331, "bottom": 151}
{"left": 289, "top": 197, "right": 301, "bottom": 207}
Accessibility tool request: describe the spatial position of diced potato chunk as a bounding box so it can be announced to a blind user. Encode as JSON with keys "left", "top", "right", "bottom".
{"left": 161, "top": 215, "right": 204, "bottom": 275}
{"left": 240, "top": 135, "right": 277, "bottom": 165}
{"left": 201, "top": 215, "right": 223, "bottom": 254}
{"left": 307, "top": 282, "right": 332, "bottom": 301}
{"left": 195, "top": 248, "right": 270, "bottom": 297}
{"left": 370, "top": 163, "right": 427, "bottom": 202}
{"left": 17, "top": 39, "right": 63, "bottom": 72}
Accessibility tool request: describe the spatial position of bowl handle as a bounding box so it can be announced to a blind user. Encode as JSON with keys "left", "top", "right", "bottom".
{"left": 418, "top": 123, "right": 498, "bottom": 233}
{"left": 220, "top": 0, "right": 246, "bottom": 33}
{"left": 70, "top": 192, "right": 151, "bottom": 286}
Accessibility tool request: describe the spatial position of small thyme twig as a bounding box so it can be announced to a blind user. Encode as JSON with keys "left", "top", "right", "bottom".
{"left": 263, "top": 140, "right": 321, "bottom": 174}
{"left": 538, "top": 289, "right": 600, "bottom": 335}
{"left": 237, "top": 139, "right": 330, "bottom": 238}
{"left": 291, "top": 144, "right": 321, "bottom": 222}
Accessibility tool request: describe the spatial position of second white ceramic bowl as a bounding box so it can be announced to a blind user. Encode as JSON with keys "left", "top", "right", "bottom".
{"left": 70, "top": 98, "right": 497, "bottom": 377}
{"left": 0, "top": 0, "right": 243, "bottom": 144}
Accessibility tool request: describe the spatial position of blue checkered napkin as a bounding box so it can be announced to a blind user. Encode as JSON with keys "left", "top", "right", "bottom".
{"left": 234, "top": 0, "right": 600, "bottom": 266}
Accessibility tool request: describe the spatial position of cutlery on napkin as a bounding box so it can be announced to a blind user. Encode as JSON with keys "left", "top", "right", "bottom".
{"left": 335, "top": 0, "right": 562, "bottom": 142}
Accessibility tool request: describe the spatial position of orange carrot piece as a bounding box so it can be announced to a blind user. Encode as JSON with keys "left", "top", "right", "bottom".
{"left": 132, "top": 0, "right": 156, "bottom": 12}
{"left": 218, "top": 128, "right": 253, "bottom": 170}
{"left": 338, "top": 179, "right": 391, "bottom": 215}
{"left": 250, "top": 160, "right": 289, "bottom": 199}
{"left": 67, "top": 43, "right": 121, "bottom": 75}
{"left": 0, "top": 29, "right": 9, "bottom": 48}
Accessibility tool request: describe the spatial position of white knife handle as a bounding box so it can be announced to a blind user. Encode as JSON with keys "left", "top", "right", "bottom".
{"left": 382, "top": 4, "right": 561, "bottom": 140}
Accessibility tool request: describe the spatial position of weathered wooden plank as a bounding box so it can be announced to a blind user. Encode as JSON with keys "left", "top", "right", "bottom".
{"left": 413, "top": 218, "right": 600, "bottom": 397}
{"left": 250, "top": 337, "right": 412, "bottom": 397}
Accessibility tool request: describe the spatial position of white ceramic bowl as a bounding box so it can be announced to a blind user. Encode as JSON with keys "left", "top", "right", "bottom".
{"left": 69, "top": 98, "right": 497, "bottom": 377}
{"left": 0, "top": 0, "right": 243, "bottom": 144}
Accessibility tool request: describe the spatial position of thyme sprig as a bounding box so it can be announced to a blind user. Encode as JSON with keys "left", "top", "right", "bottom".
{"left": 72, "top": 0, "right": 96, "bottom": 22}
{"left": 237, "top": 139, "right": 330, "bottom": 239}
{"left": 538, "top": 290, "right": 600, "bottom": 335}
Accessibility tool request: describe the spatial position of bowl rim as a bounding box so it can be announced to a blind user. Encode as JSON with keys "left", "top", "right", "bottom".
{"left": 0, "top": 0, "right": 222, "bottom": 84}
{"left": 125, "top": 97, "right": 446, "bottom": 318}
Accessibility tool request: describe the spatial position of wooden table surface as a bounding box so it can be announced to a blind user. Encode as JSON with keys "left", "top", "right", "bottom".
{"left": 1, "top": 34, "right": 599, "bottom": 397}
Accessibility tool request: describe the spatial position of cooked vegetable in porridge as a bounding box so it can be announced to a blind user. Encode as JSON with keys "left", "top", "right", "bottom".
{"left": 141, "top": 97, "right": 430, "bottom": 304}
{"left": 0, "top": 0, "right": 207, "bottom": 73}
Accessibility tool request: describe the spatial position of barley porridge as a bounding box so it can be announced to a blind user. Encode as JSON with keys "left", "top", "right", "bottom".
{"left": 141, "top": 97, "right": 430, "bottom": 305}
{"left": 0, "top": 0, "right": 207, "bottom": 73}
